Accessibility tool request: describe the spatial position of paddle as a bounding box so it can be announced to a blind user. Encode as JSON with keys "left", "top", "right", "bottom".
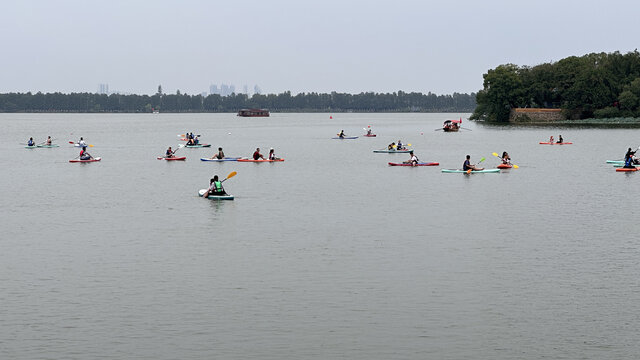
{"left": 222, "top": 171, "right": 237, "bottom": 182}
{"left": 467, "top": 157, "right": 486, "bottom": 174}
{"left": 491, "top": 152, "right": 519, "bottom": 169}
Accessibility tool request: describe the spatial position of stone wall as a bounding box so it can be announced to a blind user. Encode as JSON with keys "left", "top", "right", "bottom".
{"left": 509, "top": 108, "right": 564, "bottom": 123}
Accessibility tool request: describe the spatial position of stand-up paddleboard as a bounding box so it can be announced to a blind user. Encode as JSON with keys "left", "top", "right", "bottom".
{"left": 332, "top": 136, "right": 358, "bottom": 139}
{"left": 539, "top": 142, "right": 572, "bottom": 145}
{"left": 388, "top": 162, "right": 439, "bottom": 166}
{"left": 237, "top": 158, "right": 284, "bottom": 162}
{"left": 441, "top": 168, "right": 500, "bottom": 173}
{"left": 200, "top": 157, "right": 242, "bottom": 162}
{"left": 157, "top": 156, "right": 186, "bottom": 161}
{"left": 69, "top": 157, "right": 101, "bottom": 163}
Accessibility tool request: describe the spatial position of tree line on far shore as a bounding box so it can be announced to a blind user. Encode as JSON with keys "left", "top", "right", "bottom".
{"left": 471, "top": 50, "right": 640, "bottom": 122}
{"left": 0, "top": 88, "right": 476, "bottom": 113}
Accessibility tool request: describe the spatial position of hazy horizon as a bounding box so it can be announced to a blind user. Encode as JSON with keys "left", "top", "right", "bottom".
{"left": 1, "top": 0, "right": 638, "bottom": 96}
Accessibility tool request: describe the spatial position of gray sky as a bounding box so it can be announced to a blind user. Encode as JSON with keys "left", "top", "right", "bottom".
{"left": 1, "top": 0, "right": 638, "bottom": 95}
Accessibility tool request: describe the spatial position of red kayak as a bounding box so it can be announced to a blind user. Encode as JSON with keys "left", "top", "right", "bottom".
{"left": 237, "top": 158, "right": 284, "bottom": 162}
{"left": 157, "top": 156, "right": 186, "bottom": 161}
{"left": 539, "top": 142, "right": 573, "bottom": 145}
{"left": 388, "top": 162, "right": 439, "bottom": 166}
{"left": 497, "top": 163, "right": 513, "bottom": 169}
{"left": 69, "top": 157, "right": 101, "bottom": 163}
{"left": 616, "top": 167, "right": 638, "bottom": 172}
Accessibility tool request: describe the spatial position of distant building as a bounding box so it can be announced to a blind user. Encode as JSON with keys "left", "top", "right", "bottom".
{"left": 98, "top": 83, "right": 109, "bottom": 94}
{"left": 243, "top": 85, "right": 248, "bottom": 95}
{"left": 254, "top": 85, "right": 261, "bottom": 95}
{"left": 209, "top": 84, "right": 220, "bottom": 95}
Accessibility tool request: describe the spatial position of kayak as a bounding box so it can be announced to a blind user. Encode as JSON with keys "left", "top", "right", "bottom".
{"left": 332, "top": 136, "right": 358, "bottom": 139}
{"left": 157, "top": 156, "right": 186, "bottom": 161}
{"left": 606, "top": 160, "right": 624, "bottom": 164}
{"left": 612, "top": 164, "right": 640, "bottom": 168}
{"left": 539, "top": 142, "right": 573, "bottom": 145}
{"left": 616, "top": 167, "right": 638, "bottom": 172}
{"left": 497, "top": 163, "right": 513, "bottom": 169}
{"left": 237, "top": 158, "right": 284, "bottom": 162}
{"left": 185, "top": 144, "right": 211, "bottom": 148}
{"left": 388, "top": 162, "right": 439, "bottom": 166}
{"left": 25, "top": 144, "right": 60, "bottom": 148}
{"left": 373, "top": 149, "right": 412, "bottom": 153}
{"left": 200, "top": 157, "right": 242, "bottom": 162}
{"left": 69, "top": 157, "right": 101, "bottom": 163}
{"left": 363, "top": 134, "right": 377, "bottom": 137}
{"left": 441, "top": 168, "right": 500, "bottom": 173}
{"left": 198, "top": 189, "right": 234, "bottom": 200}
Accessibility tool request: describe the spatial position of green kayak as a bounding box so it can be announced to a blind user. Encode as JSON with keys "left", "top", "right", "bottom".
{"left": 441, "top": 168, "right": 501, "bottom": 173}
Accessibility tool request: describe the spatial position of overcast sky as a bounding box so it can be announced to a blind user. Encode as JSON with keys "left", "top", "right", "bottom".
{"left": 0, "top": 0, "right": 638, "bottom": 95}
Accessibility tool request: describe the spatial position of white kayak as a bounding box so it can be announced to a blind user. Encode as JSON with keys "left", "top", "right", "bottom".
{"left": 198, "top": 189, "right": 234, "bottom": 200}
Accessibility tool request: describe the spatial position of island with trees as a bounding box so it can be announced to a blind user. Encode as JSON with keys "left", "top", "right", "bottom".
{"left": 471, "top": 50, "right": 640, "bottom": 123}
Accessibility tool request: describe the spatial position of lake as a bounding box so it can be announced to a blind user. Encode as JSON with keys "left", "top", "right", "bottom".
{"left": 2, "top": 113, "right": 639, "bottom": 359}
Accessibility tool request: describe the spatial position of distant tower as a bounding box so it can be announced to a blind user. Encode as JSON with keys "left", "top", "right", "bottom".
{"left": 254, "top": 84, "right": 261, "bottom": 95}
{"left": 229, "top": 85, "right": 236, "bottom": 95}
{"left": 221, "top": 84, "right": 230, "bottom": 96}
{"left": 209, "top": 84, "right": 220, "bottom": 95}
{"left": 98, "top": 83, "right": 109, "bottom": 94}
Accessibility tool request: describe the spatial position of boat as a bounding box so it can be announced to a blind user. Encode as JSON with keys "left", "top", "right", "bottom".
{"left": 442, "top": 118, "right": 461, "bottom": 132}
{"left": 198, "top": 189, "right": 234, "bottom": 200}
{"left": 606, "top": 160, "right": 624, "bottom": 164}
{"left": 237, "top": 109, "right": 270, "bottom": 117}
{"left": 441, "top": 168, "right": 500, "bottom": 173}
{"left": 616, "top": 167, "right": 638, "bottom": 172}
{"left": 332, "top": 136, "right": 358, "bottom": 140}
{"left": 200, "top": 157, "right": 242, "bottom": 162}
{"left": 539, "top": 142, "right": 573, "bottom": 145}
{"left": 373, "top": 149, "right": 412, "bottom": 153}
{"left": 497, "top": 163, "right": 513, "bottom": 169}
{"left": 157, "top": 156, "right": 186, "bottom": 161}
{"left": 185, "top": 144, "right": 211, "bottom": 148}
{"left": 237, "top": 158, "right": 284, "bottom": 162}
{"left": 69, "top": 157, "right": 101, "bottom": 163}
{"left": 388, "top": 162, "right": 439, "bottom": 166}
{"left": 25, "top": 144, "right": 60, "bottom": 148}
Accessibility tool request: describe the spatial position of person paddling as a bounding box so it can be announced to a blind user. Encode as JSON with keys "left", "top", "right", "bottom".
{"left": 27, "top": 137, "right": 35, "bottom": 147}
{"left": 624, "top": 147, "right": 637, "bottom": 168}
{"left": 463, "top": 155, "right": 483, "bottom": 171}
{"left": 78, "top": 137, "right": 86, "bottom": 147}
{"left": 45, "top": 136, "right": 52, "bottom": 145}
{"left": 549, "top": 136, "right": 554, "bottom": 143}
{"left": 79, "top": 146, "right": 93, "bottom": 160}
{"left": 253, "top": 147, "right": 264, "bottom": 160}
{"left": 501, "top": 151, "right": 511, "bottom": 164}
{"left": 338, "top": 130, "right": 345, "bottom": 139}
{"left": 556, "top": 135, "right": 563, "bottom": 144}
{"left": 388, "top": 142, "right": 396, "bottom": 150}
{"left": 397, "top": 140, "right": 404, "bottom": 150}
{"left": 204, "top": 175, "right": 227, "bottom": 198}
{"left": 165, "top": 146, "right": 175, "bottom": 158}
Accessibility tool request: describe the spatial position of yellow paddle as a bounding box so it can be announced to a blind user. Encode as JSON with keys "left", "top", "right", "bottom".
{"left": 467, "top": 157, "right": 485, "bottom": 174}
{"left": 492, "top": 152, "right": 519, "bottom": 168}
{"left": 222, "top": 171, "right": 237, "bottom": 182}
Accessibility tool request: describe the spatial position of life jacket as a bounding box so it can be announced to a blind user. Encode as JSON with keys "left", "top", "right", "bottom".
{"left": 625, "top": 157, "right": 634, "bottom": 167}
{"left": 212, "top": 181, "right": 224, "bottom": 193}
{"left": 28, "top": 140, "right": 34, "bottom": 146}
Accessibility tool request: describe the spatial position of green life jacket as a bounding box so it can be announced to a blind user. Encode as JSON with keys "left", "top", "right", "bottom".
{"left": 213, "top": 181, "right": 223, "bottom": 192}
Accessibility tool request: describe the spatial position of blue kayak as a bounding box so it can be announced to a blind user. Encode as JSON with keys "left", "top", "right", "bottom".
{"left": 200, "top": 157, "right": 242, "bottom": 162}
{"left": 332, "top": 136, "right": 358, "bottom": 139}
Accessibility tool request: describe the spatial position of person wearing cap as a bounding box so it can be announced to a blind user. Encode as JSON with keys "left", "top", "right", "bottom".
{"left": 268, "top": 148, "right": 280, "bottom": 161}
{"left": 403, "top": 150, "right": 418, "bottom": 165}
{"left": 253, "top": 148, "right": 264, "bottom": 160}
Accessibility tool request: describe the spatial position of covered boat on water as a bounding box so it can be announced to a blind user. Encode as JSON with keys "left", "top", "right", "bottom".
{"left": 237, "top": 109, "right": 270, "bottom": 117}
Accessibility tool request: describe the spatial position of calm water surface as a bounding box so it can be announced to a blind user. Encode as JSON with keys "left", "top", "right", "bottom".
{"left": 1, "top": 113, "right": 640, "bottom": 359}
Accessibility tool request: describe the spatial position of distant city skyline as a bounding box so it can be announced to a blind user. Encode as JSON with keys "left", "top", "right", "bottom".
{"left": 1, "top": 1, "right": 639, "bottom": 96}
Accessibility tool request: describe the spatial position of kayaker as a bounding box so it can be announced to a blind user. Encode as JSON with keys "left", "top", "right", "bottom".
{"left": 45, "top": 136, "right": 52, "bottom": 145}
{"left": 624, "top": 148, "right": 637, "bottom": 167}
{"left": 193, "top": 136, "right": 200, "bottom": 145}
{"left": 268, "top": 148, "right": 280, "bottom": 161}
{"left": 549, "top": 136, "right": 554, "bottom": 143}
{"left": 205, "top": 175, "right": 227, "bottom": 198}
{"left": 338, "top": 130, "right": 345, "bottom": 138}
{"left": 557, "top": 135, "right": 563, "bottom": 144}
{"left": 211, "top": 147, "right": 225, "bottom": 159}
{"left": 397, "top": 140, "right": 404, "bottom": 150}
{"left": 78, "top": 137, "right": 86, "bottom": 147}
{"left": 27, "top": 137, "right": 35, "bottom": 146}
{"left": 463, "top": 155, "right": 483, "bottom": 171}
{"left": 403, "top": 150, "right": 419, "bottom": 165}
{"left": 79, "top": 146, "right": 93, "bottom": 160}
{"left": 165, "top": 146, "right": 175, "bottom": 158}
{"left": 253, "top": 147, "right": 264, "bottom": 160}
{"left": 388, "top": 142, "right": 396, "bottom": 150}
{"left": 501, "top": 151, "right": 511, "bottom": 164}
{"left": 367, "top": 128, "right": 372, "bottom": 135}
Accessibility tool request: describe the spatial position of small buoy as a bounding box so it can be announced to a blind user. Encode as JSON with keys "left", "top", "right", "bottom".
{"left": 330, "top": 116, "right": 333, "bottom": 119}
{"left": 228, "top": 132, "right": 231, "bottom": 135}
{"left": 367, "top": 125, "right": 370, "bottom": 128}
